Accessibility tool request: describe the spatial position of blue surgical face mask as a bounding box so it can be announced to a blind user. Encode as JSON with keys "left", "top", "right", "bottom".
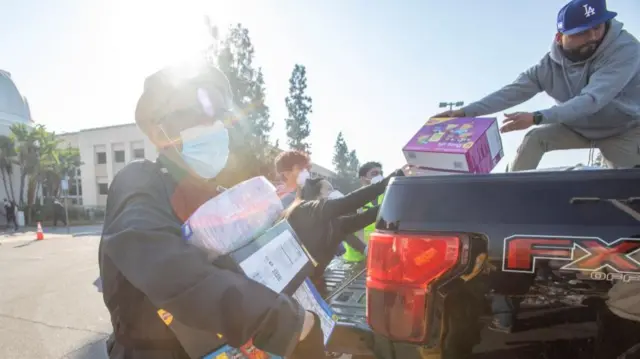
{"left": 179, "top": 122, "right": 230, "bottom": 179}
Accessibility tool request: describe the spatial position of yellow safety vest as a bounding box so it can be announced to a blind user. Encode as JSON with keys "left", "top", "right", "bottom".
{"left": 342, "top": 194, "right": 384, "bottom": 262}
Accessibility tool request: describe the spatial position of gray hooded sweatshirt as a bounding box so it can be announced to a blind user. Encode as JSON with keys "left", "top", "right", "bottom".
{"left": 462, "top": 20, "right": 640, "bottom": 140}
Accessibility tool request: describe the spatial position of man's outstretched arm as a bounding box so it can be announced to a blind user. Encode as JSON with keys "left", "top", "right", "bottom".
{"left": 461, "top": 59, "right": 545, "bottom": 117}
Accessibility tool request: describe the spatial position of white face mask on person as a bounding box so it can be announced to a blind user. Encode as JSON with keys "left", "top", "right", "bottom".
{"left": 297, "top": 169, "right": 311, "bottom": 187}
{"left": 370, "top": 174, "right": 384, "bottom": 184}
{"left": 179, "top": 121, "right": 230, "bottom": 179}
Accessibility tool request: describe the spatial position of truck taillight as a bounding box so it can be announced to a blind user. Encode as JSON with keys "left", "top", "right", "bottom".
{"left": 366, "top": 232, "right": 462, "bottom": 343}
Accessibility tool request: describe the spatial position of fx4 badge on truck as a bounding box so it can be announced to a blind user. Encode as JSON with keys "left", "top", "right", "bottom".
{"left": 502, "top": 235, "right": 640, "bottom": 282}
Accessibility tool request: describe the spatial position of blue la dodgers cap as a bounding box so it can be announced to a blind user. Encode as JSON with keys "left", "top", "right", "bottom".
{"left": 556, "top": 0, "right": 617, "bottom": 36}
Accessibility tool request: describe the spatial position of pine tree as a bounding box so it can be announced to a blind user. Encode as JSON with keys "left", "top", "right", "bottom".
{"left": 347, "top": 150, "right": 360, "bottom": 178}
{"left": 332, "top": 132, "right": 350, "bottom": 176}
{"left": 332, "top": 132, "right": 360, "bottom": 192}
{"left": 285, "top": 64, "right": 312, "bottom": 154}
{"left": 209, "top": 23, "right": 276, "bottom": 185}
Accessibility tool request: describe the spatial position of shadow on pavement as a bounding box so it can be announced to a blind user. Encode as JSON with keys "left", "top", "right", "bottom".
{"left": 65, "top": 337, "right": 108, "bottom": 359}
{"left": 13, "top": 239, "right": 39, "bottom": 248}
{"left": 73, "top": 232, "right": 102, "bottom": 238}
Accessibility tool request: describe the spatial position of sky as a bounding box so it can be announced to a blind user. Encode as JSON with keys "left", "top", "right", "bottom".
{"left": 1, "top": 0, "right": 639, "bottom": 173}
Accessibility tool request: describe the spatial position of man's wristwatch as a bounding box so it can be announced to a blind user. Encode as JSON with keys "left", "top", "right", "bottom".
{"left": 533, "top": 111, "right": 544, "bottom": 125}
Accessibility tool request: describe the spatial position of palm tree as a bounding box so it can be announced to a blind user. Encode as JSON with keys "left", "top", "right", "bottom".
{"left": 27, "top": 125, "right": 63, "bottom": 205}
{"left": 42, "top": 145, "right": 81, "bottom": 198}
{"left": 4, "top": 123, "right": 83, "bottom": 224}
{"left": 10, "top": 123, "right": 40, "bottom": 206}
{"left": 0, "top": 135, "right": 17, "bottom": 202}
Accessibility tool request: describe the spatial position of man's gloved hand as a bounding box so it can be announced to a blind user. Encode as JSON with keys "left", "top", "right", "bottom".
{"left": 392, "top": 168, "right": 406, "bottom": 177}
{"left": 291, "top": 311, "right": 325, "bottom": 359}
{"left": 377, "top": 168, "right": 405, "bottom": 187}
{"left": 386, "top": 168, "right": 406, "bottom": 181}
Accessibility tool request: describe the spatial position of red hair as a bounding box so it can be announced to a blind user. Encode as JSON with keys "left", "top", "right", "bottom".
{"left": 274, "top": 150, "right": 310, "bottom": 174}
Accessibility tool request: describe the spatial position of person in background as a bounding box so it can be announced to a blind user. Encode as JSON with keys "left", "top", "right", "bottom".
{"left": 52, "top": 198, "right": 67, "bottom": 227}
{"left": 2, "top": 198, "right": 8, "bottom": 230}
{"left": 284, "top": 168, "right": 405, "bottom": 279}
{"left": 286, "top": 174, "right": 400, "bottom": 359}
{"left": 342, "top": 161, "right": 384, "bottom": 263}
{"left": 274, "top": 150, "right": 312, "bottom": 208}
{"left": 4, "top": 198, "right": 17, "bottom": 231}
{"left": 433, "top": 0, "right": 640, "bottom": 171}
{"left": 99, "top": 61, "right": 323, "bottom": 359}
{"left": 299, "top": 178, "right": 366, "bottom": 260}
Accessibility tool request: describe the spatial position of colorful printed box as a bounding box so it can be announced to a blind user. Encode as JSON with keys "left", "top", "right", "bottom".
{"left": 402, "top": 117, "right": 504, "bottom": 174}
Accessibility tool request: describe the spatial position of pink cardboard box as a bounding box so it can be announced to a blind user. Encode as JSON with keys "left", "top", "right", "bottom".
{"left": 402, "top": 117, "right": 504, "bottom": 174}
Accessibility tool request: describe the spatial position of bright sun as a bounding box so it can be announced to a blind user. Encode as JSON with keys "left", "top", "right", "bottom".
{"left": 105, "top": 0, "right": 239, "bottom": 71}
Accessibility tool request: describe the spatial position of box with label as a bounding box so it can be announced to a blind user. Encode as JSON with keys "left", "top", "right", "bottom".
{"left": 162, "top": 220, "right": 336, "bottom": 359}
{"left": 402, "top": 117, "right": 504, "bottom": 174}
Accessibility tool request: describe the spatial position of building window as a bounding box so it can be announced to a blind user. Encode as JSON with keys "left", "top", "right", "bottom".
{"left": 98, "top": 183, "right": 109, "bottom": 195}
{"left": 69, "top": 179, "right": 82, "bottom": 196}
{"left": 133, "top": 148, "right": 145, "bottom": 159}
{"left": 96, "top": 152, "right": 107, "bottom": 164}
{"left": 114, "top": 150, "right": 125, "bottom": 163}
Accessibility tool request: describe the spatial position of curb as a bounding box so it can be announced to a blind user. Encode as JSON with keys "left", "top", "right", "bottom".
{"left": 0, "top": 232, "right": 69, "bottom": 242}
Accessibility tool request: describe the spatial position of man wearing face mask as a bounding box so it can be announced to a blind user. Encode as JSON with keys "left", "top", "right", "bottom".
{"left": 342, "top": 161, "right": 384, "bottom": 263}
{"left": 433, "top": 0, "right": 640, "bottom": 171}
{"left": 274, "top": 150, "right": 312, "bottom": 208}
{"left": 99, "top": 61, "right": 321, "bottom": 359}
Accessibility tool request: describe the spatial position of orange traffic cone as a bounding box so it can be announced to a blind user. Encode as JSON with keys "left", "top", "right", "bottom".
{"left": 36, "top": 222, "right": 44, "bottom": 240}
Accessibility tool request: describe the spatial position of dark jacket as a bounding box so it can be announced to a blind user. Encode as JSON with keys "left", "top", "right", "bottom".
{"left": 286, "top": 173, "right": 400, "bottom": 275}
{"left": 99, "top": 158, "right": 306, "bottom": 358}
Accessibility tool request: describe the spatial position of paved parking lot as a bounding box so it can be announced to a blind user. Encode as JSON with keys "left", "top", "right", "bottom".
{"left": 0, "top": 229, "right": 109, "bottom": 358}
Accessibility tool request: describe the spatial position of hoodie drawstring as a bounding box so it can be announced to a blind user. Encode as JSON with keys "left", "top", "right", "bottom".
{"left": 560, "top": 57, "right": 592, "bottom": 98}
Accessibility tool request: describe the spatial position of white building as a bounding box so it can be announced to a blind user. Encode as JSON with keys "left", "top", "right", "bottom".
{"left": 57, "top": 123, "right": 336, "bottom": 207}
{"left": 56, "top": 124, "right": 157, "bottom": 207}
{"left": 0, "top": 70, "right": 34, "bottom": 203}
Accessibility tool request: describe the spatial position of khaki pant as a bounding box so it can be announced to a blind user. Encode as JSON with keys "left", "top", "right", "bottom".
{"left": 511, "top": 124, "right": 640, "bottom": 171}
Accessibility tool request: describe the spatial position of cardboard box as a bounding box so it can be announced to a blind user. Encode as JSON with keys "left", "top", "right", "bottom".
{"left": 404, "top": 165, "right": 461, "bottom": 177}
{"left": 402, "top": 117, "right": 504, "bottom": 174}
{"left": 163, "top": 220, "right": 335, "bottom": 359}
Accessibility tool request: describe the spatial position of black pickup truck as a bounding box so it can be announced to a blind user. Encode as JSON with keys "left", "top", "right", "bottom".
{"left": 321, "top": 166, "right": 640, "bottom": 359}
